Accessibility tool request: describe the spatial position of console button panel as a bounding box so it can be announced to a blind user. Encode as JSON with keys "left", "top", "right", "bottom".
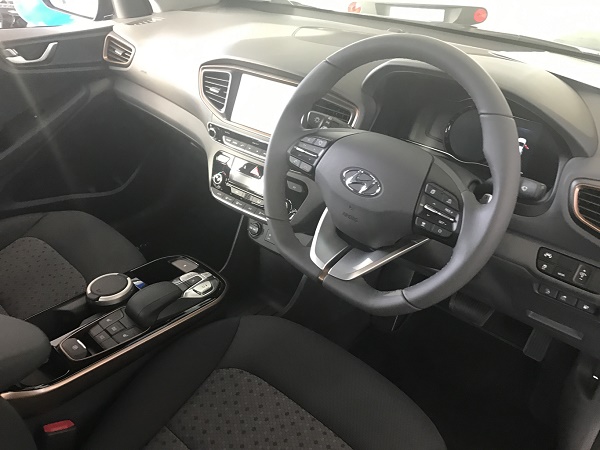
{"left": 536, "top": 248, "right": 600, "bottom": 293}
{"left": 537, "top": 283, "right": 597, "bottom": 315}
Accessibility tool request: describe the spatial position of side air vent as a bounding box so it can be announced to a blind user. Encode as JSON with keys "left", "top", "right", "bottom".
{"left": 202, "top": 70, "right": 231, "bottom": 113}
{"left": 103, "top": 35, "right": 134, "bottom": 67}
{"left": 573, "top": 183, "right": 600, "bottom": 234}
{"left": 313, "top": 98, "right": 353, "bottom": 124}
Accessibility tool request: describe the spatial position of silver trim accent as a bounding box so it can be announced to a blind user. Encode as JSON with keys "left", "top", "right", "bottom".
{"left": 6, "top": 42, "right": 57, "bottom": 65}
{"left": 423, "top": 204, "right": 456, "bottom": 222}
{"left": 328, "top": 237, "right": 429, "bottom": 281}
{"left": 86, "top": 273, "right": 134, "bottom": 306}
{"left": 309, "top": 209, "right": 351, "bottom": 270}
{"left": 404, "top": 139, "right": 489, "bottom": 169}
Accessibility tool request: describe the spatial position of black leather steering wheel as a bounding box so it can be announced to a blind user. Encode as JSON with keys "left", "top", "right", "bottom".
{"left": 264, "top": 34, "right": 521, "bottom": 316}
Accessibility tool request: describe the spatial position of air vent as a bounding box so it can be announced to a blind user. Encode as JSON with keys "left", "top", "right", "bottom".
{"left": 103, "top": 35, "right": 134, "bottom": 67}
{"left": 313, "top": 98, "right": 353, "bottom": 124}
{"left": 202, "top": 71, "right": 231, "bottom": 113}
{"left": 127, "top": 17, "right": 164, "bottom": 25}
{"left": 574, "top": 184, "right": 600, "bottom": 234}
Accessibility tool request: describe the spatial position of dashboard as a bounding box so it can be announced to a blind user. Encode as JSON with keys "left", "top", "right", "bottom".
{"left": 103, "top": 3, "right": 600, "bottom": 359}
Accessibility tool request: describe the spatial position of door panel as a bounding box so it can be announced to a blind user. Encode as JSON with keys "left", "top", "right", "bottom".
{"left": 0, "top": 25, "right": 171, "bottom": 223}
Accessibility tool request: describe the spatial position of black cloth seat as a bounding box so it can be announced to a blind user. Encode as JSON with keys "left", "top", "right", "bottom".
{"left": 0, "top": 211, "right": 145, "bottom": 319}
{"left": 84, "top": 316, "right": 446, "bottom": 450}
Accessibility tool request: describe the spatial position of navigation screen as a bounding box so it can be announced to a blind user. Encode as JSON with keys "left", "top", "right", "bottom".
{"left": 231, "top": 74, "right": 296, "bottom": 134}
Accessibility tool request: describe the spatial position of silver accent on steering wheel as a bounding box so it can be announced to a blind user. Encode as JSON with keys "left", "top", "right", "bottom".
{"left": 310, "top": 209, "right": 429, "bottom": 280}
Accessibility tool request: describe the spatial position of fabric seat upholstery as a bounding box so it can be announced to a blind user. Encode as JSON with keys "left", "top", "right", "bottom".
{"left": 84, "top": 316, "right": 446, "bottom": 450}
{"left": 0, "top": 211, "right": 145, "bottom": 319}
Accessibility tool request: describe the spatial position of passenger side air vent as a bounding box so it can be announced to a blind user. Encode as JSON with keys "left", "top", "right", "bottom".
{"left": 313, "top": 98, "right": 353, "bottom": 124}
{"left": 573, "top": 184, "right": 600, "bottom": 234}
{"left": 103, "top": 35, "right": 134, "bottom": 67}
{"left": 202, "top": 70, "right": 231, "bottom": 113}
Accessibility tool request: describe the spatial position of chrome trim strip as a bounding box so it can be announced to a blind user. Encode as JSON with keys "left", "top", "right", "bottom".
{"left": 404, "top": 139, "right": 489, "bottom": 168}
{"left": 309, "top": 209, "right": 351, "bottom": 271}
{"left": 328, "top": 236, "right": 430, "bottom": 281}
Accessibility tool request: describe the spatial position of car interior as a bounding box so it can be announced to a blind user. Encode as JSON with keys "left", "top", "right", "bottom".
{"left": 1, "top": 0, "right": 600, "bottom": 449}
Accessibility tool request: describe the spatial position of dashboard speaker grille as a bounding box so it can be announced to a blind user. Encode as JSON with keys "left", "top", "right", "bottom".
{"left": 202, "top": 71, "right": 231, "bottom": 113}
{"left": 103, "top": 35, "right": 134, "bottom": 67}
{"left": 313, "top": 98, "right": 352, "bottom": 124}
{"left": 574, "top": 184, "right": 600, "bottom": 233}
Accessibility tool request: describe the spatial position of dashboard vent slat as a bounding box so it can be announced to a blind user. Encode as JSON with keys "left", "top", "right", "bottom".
{"left": 313, "top": 98, "right": 353, "bottom": 124}
{"left": 574, "top": 184, "right": 600, "bottom": 234}
{"left": 202, "top": 71, "right": 231, "bottom": 113}
{"left": 103, "top": 35, "right": 135, "bottom": 67}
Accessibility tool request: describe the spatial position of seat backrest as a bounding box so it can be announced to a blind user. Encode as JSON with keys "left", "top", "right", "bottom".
{"left": 0, "top": 397, "right": 36, "bottom": 449}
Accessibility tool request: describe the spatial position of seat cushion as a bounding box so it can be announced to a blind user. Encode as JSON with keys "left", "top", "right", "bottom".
{"left": 0, "top": 211, "right": 145, "bottom": 319}
{"left": 84, "top": 316, "right": 446, "bottom": 450}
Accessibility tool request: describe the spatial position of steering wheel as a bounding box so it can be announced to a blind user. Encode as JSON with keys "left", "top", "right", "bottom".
{"left": 264, "top": 34, "right": 521, "bottom": 316}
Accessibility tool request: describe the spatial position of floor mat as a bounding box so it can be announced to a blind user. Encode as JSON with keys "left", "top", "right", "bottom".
{"left": 350, "top": 308, "right": 555, "bottom": 450}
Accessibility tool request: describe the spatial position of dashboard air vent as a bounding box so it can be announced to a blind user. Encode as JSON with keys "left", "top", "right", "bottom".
{"left": 202, "top": 71, "right": 231, "bottom": 113}
{"left": 127, "top": 17, "right": 164, "bottom": 25}
{"left": 574, "top": 184, "right": 600, "bottom": 234}
{"left": 103, "top": 35, "right": 134, "bottom": 67}
{"left": 313, "top": 98, "right": 353, "bottom": 124}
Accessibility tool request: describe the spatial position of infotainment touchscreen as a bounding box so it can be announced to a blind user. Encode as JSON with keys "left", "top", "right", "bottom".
{"left": 230, "top": 74, "right": 296, "bottom": 134}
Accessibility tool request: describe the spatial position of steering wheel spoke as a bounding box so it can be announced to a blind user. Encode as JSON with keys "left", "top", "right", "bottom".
{"left": 310, "top": 208, "right": 429, "bottom": 281}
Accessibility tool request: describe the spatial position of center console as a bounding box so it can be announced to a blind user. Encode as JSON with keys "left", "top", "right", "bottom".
{"left": 2, "top": 256, "right": 226, "bottom": 414}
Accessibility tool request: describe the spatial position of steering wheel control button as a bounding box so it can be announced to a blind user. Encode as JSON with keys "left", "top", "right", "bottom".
{"left": 424, "top": 184, "right": 444, "bottom": 201}
{"left": 441, "top": 193, "right": 459, "bottom": 209}
{"left": 557, "top": 292, "right": 578, "bottom": 306}
{"left": 313, "top": 137, "right": 330, "bottom": 148}
{"left": 577, "top": 300, "right": 597, "bottom": 315}
{"left": 99, "top": 310, "right": 124, "bottom": 329}
{"left": 62, "top": 338, "right": 88, "bottom": 360}
{"left": 573, "top": 264, "right": 592, "bottom": 286}
{"left": 431, "top": 225, "right": 452, "bottom": 238}
{"left": 415, "top": 217, "right": 433, "bottom": 232}
{"left": 539, "top": 285, "right": 558, "bottom": 299}
{"left": 418, "top": 209, "right": 453, "bottom": 231}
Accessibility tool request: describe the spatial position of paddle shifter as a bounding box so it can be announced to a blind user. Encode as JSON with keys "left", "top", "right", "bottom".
{"left": 126, "top": 272, "right": 219, "bottom": 328}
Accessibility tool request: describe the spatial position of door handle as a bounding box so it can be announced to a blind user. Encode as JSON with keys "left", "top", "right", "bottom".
{"left": 5, "top": 42, "right": 58, "bottom": 65}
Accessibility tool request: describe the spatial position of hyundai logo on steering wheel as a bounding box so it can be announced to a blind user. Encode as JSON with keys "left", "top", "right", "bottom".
{"left": 341, "top": 168, "right": 382, "bottom": 197}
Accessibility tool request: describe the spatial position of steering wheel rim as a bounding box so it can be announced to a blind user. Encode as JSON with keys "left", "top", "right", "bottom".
{"left": 264, "top": 34, "right": 521, "bottom": 316}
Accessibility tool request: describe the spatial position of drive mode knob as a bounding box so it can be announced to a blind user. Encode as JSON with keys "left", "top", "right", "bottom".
{"left": 248, "top": 221, "right": 262, "bottom": 238}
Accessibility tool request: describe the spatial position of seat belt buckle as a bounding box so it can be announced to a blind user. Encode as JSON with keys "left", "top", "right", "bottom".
{"left": 42, "top": 420, "right": 77, "bottom": 450}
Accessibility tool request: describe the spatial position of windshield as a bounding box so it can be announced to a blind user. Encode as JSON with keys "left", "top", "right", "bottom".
{"left": 271, "top": 0, "right": 600, "bottom": 56}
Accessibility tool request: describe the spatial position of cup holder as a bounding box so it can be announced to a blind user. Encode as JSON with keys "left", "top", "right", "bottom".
{"left": 86, "top": 273, "right": 135, "bottom": 307}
